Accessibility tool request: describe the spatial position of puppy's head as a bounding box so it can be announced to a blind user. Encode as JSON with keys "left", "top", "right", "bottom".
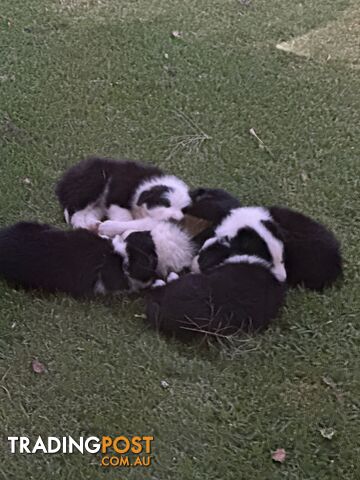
{"left": 184, "top": 187, "right": 241, "bottom": 223}
{"left": 192, "top": 236, "right": 231, "bottom": 273}
{"left": 112, "top": 233, "right": 158, "bottom": 290}
{"left": 125, "top": 231, "right": 158, "bottom": 290}
{"left": 192, "top": 207, "right": 286, "bottom": 282}
{"left": 132, "top": 176, "right": 191, "bottom": 222}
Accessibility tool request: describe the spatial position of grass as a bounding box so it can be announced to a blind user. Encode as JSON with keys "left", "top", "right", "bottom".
{"left": 0, "top": 0, "right": 359, "bottom": 478}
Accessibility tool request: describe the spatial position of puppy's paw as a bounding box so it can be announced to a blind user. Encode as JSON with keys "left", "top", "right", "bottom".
{"left": 98, "top": 221, "right": 125, "bottom": 238}
{"left": 152, "top": 279, "right": 166, "bottom": 289}
{"left": 167, "top": 272, "right": 179, "bottom": 283}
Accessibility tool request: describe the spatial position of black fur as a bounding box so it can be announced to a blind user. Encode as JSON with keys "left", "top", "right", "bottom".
{"left": 56, "top": 156, "right": 162, "bottom": 215}
{"left": 197, "top": 227, "right": 275, "bottom": 273}
{"left": 146, "top": 262, "right": 286, "bottom": 340}
{"left": 125, "top": 231, "right": 158, "bottom": 284}
{"left": 136, "top": 185, "right": 172, "bottom": 208}
{"left": 269, "top": 207, "right": 342, "bottom": 290}
{"left": 0, "top": 222, "right": 158, "bottom": 297}
{"left": 229, "top": 227, "right": 273, "bottom": 262}
{"left": 197, "top": 238, "right": 231, "bottom": 272}
{"left": 184, "top": 188, "right": 241, "bottom": 224}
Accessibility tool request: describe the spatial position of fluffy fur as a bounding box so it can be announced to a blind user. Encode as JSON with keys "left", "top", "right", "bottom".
{"left": 132, "top": 175, "right": 191, "bottom": 222}
{"left": 0, "top": 222, "right": 159, "bottom": 297}
{"left": 56, "top": 156, "right": 191, "bottom": 230}
{"left": 148, "top": 221, "right": 195, "bottom": 278}
{"left": 146, "top": 255, "right": 286, "bottom": 340}
{"left": 187, "top": 187, "right": 342, "bottom": 290}
{"left": 102, "top": 220, "right": 195, "bottom": 279}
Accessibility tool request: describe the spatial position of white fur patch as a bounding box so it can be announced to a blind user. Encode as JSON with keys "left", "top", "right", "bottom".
{"left": 64, "top": 208, "right": 70, "bottom": 224}
{"left": 69, "top": 184, "right": 109, "bottom": 230}
{"left": 222, "top": 254, "right": 271, "bottom": 269}
{"left": 150, "top": 222, "right": 195, "bottom": 277}
{"left": 167, "top": 272, "right": 179, "bottom": 282}
{"left": 112, "top": 235, "right": 128, "bottom": 257}
{"left": 107, "top": 205, "right": 133, "bottom": 222}
{"left": 152, "top": 279, "right": 166, "bottom": 289}
{"left": 70, "top": 204, "right": 103, "bottom": 231}
{"left": 191, "top": 255, "right": 200, "bottom": 273}
{"left": 99, "top": 218, "right": 158, "bottom": 238}
{"left": 215, "top": 207, "right": 271, "bottom": 238}
{"left": 131, "top": 175, "right": 191, "bottom": 222}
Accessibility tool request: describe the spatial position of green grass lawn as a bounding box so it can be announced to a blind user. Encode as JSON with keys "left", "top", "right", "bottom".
{"left": 0, "top": 0, "right": 359, "bottom": 478}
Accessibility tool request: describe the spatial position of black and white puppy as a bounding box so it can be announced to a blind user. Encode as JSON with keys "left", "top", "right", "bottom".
{"left": 192, "top": 206, "right": 287, "bottom": 283}
{"left": 146, "top": 220, "right": 287, "bottom": 339}
{"left": 56, "top": 156, "right": 191, "bottom": 231}
{"left": 186, "top": 188, "right": 342, "bottom": 291}
{"left": 0, "top": 222, "right": 158, "bottom": 297}
{"left": 0, "top": 220, "right": 195, "bottom": 297}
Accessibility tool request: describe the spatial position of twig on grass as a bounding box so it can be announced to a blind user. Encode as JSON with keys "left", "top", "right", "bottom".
{"left": 249, "top": 127, "right": 274, "bottom": 158}
{"left": 166, "top": 109, "right": 211, "bottom": 160}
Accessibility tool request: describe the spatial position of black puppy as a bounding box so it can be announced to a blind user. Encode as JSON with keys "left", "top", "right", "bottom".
{"left": 147, "top": 259, "right": 286, "bottom": 339}
{"left": 146, "top": 207, "right": 287, "bottom": 340}
{"left": 186, "top": 188, "right": 342, "bottom": 291}
{"left": 269, "top": 206, "right": 342, "bottom": 290}
{"left": 56, "top": 156, "right": 191, "bottom": 231}
{"left": 0, "top": 222, "right": 157, "bottom": 297}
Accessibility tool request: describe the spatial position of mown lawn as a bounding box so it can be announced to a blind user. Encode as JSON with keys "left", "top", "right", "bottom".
{"left": 0, "top": 1, "right": 359, "bottom": 478}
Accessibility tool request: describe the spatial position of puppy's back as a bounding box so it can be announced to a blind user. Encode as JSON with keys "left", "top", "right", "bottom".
{"left": 146, "top": 263, "right": 286, "bottom": 339}
{"left": 56, "top": 157, "right": 162, "bottom": 212}
{"left": 270, "top": 206, "right": 342, "bottom": 290}
{"left": 0, "top": 222, "right": 119, "bottom": 296}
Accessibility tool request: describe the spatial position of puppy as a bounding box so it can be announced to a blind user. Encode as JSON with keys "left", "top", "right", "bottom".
{"left": 186, "top": 188, "right": 342, "bottom": 290}
{"left": 56, "top": 156, "right": 191, "bottom": 231}
{"left": 269, "top": 207, "right": 342, "bottom": 290}
{"left": 0, "top": 222, "right": 158, "bottom": 297}
{"left": 192, "top": 206, "right": 287, "bottom": 283}
{"left": 99, "top": 220, "right": 195, "bottom": 279}
{"left": 146, "top": 230, "right": 287, "bottom": 339}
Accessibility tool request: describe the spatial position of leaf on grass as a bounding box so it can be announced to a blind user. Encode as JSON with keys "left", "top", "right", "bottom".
{"left": 322, "top": 376, "right": 337, "bottom": 389}
{"left": 272, "top": 448, "right": 286, "bottom": 463}
{"left": 320, "top": 427, "right": 335, "bottom": 440}
{"left": 171, "top": 31, "right": 182, "bottom": 39}
{"left": 31, "top": 359, "right": 46, "bottom": 374}
{"left": 160, "top": 380, "right": 170, "bottom": 389}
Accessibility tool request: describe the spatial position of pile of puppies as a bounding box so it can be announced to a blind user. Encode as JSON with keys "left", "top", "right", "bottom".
{"left": 0, "top": 157, "right": 342, "bottom": 340}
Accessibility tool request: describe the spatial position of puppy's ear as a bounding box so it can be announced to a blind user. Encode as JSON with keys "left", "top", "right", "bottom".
{"left": 189, "top": 188, "right": 208, "bottom": 202}
{"left": 137, "top": 189, "right": 152, "bottom": 206}
{"left": 126, "top": 232, "right": 158, "bottom": 283}
{"left": 197, "top": 241, "right": 231, "bottom": 272}
{"left": 137, "top": 186, "right": 171, "bottom": 208}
